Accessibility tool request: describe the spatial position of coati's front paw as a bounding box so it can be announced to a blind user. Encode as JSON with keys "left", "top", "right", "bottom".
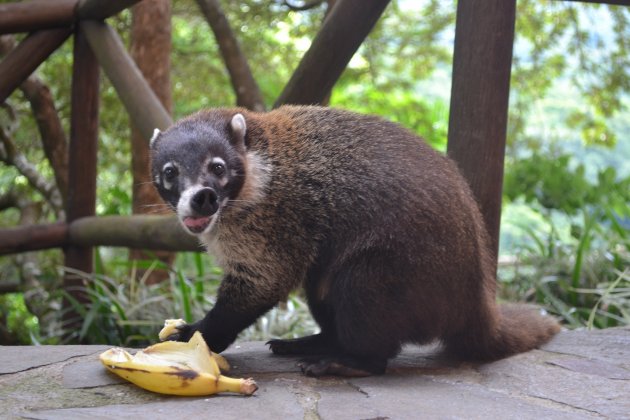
{"left": 267, "top": 338, "right": 301, "bottom": 355}
{"left": 158, "top": 319, "right": 196, "bottom": 342}
{"left": 267, "top": 333, "right": 337, "bottom": 356}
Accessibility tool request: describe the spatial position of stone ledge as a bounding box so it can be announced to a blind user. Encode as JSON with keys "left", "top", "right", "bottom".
{"left": 1, "top": 327, "right": 628, "bottom": 419}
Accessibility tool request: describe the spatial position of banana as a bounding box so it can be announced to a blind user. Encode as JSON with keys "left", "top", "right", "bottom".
{"left": 158, "top": 318, "right": 231, "bottom": 372}
{"left": 158, "top": 318, "right": 186, "bottom": 341}
{"left": 99, "top": 331, "right": 257, "bottom": 396}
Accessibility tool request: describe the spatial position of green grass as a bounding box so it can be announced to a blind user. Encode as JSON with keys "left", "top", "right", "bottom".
{"left": 56, "top": 252, "right": 317, "bottom": 347}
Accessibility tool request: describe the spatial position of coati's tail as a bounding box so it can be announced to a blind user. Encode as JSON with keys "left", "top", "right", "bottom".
{"left": 446, "top": 304, "right": 561, "bottom": 361}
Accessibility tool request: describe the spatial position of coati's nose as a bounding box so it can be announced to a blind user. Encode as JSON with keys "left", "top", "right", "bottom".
{"left": 190, "top": 188, "right": 218, "bottom": 216}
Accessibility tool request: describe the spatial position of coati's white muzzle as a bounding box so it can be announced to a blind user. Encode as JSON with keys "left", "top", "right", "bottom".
{"left": 177, "top": 185, "right": 221, "bottom": 235}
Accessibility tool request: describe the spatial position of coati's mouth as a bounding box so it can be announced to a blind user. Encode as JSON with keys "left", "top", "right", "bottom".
{"left": 182, "top": 215, "right": 212, "bottom": 234}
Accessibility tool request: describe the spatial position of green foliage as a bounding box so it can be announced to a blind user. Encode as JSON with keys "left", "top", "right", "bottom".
{"left": 0, "top": 294, "right": 39, "bottom": 344}
{"left": 57, "top": 253, "right": 315, "bottom": 346}
{"left": 511, "top": 0, "right": 629, "bottom": 148}
{"left": 501, "top": 151, "right": 630, "bottom": 328}
{"left": 332, "top": 86, "right": 448, "bottom": 151}
{"left": 504, "top": 151, "right": 630, "bottom": 215}
{"left": 59, "top": 255, "right": 220, "bottom": 346}
{"left": 499, "top": 208, "right": 630, "bottom": 329}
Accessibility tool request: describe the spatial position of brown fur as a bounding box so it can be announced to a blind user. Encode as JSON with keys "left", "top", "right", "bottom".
{"left": 151, "top": 105, "right": 560, "bottom": 376}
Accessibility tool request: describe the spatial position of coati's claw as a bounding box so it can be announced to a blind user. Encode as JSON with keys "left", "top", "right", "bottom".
{"left": 158, "top": 318, "right": 198, "bottom": 344}
{"left": 267, "top": 338, "right": 300, "bottom": 355}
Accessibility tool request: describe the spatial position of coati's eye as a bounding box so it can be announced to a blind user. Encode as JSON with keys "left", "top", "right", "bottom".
{"left": 163, "top": 166, "right": 178, "bottom": 182}
{"left": 210, "top": 163, "right": 226, "bottom": 177}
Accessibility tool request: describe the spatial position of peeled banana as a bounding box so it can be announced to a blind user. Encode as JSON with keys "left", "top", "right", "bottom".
{"left": 99, "top": 331, "right": 257, "bottom": 396}
{"left": 158, "top": 319, "right": 230, "bottom": 372}
{"left": 158, "top": 318, "right": 187, "bottom": 341}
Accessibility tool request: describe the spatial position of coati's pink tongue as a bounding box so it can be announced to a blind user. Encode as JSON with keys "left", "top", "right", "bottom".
{"left": 183, "top": 216, "right": 210, "bottom": 229}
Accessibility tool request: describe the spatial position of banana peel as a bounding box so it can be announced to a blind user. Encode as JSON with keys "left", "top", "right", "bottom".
{"left": 99, "top": 331, "right": 257, "bottom": 396}
{"left": 158, "top": 319, "right": 230, "bottom": 372}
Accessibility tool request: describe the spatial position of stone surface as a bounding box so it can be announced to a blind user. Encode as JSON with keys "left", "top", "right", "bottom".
{"left": 1, "top": 327, "right": 628, "bottom": 419}
{"left": 0, "top": 345, "right": 109, "bottom": 374}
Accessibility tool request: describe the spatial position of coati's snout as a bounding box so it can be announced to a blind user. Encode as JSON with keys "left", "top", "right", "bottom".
{"left": 177, "top": 185, "right": 220, "bottom": 234}
{"left": 191, "top": 188, "right": 219, "bottom": 216}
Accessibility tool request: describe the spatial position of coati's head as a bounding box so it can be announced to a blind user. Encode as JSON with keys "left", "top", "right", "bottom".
{"left": 150, "top": 113, "right": 249, "bottom": 235}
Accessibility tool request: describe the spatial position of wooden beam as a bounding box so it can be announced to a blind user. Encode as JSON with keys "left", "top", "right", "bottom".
{"left": 69, "top": 216, "right": 201, "bottom": 251}
{"left": 446, "top": 0, "right": 516, "bottom": 265}
{"left": 77, "top": 0, "right": 141, "bottom": 20}
{"left": 0, "top": 216, "right": 201, "bottom": 256}
{"left": 0, "top": 0, "right": 76, "bottom": 35}
{"left": 274, "top": 0, "right": 390, "bottom": 107}
{"left": 0, "top": 0, "right": 141, "bottom": 35}
{"left": 196, "top": 0, "right": 266, "bottom": 111}
{"left": 0, "top": 28, "right": 72, "bottom": 103}
{"left": 0, "top": 223, "right": 68, "bottom": 255}
{"left": 63, "top": 23, "right": 100, "bottom": 315}
{"left": 81, "top": 20, "right": 172, "bottom": 140}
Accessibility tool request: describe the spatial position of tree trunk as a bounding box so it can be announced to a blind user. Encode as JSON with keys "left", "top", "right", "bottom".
{"left": 129, "top": 0, "right": 175, "bottom": 284}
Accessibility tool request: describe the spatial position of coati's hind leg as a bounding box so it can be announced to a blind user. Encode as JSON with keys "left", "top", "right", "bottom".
{"left": 297, "top": 250, "right": 404, "bottom": 377}
{"left": 269, "top": 259, "right": 341, "bottom": 357}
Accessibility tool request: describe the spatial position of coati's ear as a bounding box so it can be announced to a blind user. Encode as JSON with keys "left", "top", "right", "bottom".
{"left": 149, "top": 128, "right": 161, "bottom": 149}
{"left": 229, "top": 113, "right": 247, "bottom": 151}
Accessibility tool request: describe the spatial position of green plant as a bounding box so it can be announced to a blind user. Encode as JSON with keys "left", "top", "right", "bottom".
{"left": 500, "top": 152, "right": 630, "bottom": 328}
{"left": 57, "top": 252, "right": 317, "bottom": 346}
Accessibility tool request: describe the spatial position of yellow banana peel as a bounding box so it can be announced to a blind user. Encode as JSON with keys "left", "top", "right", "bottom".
{"left": 158, "top": 319, "right": 231, "bottom": 372}
{"left": 99, "top": 331, "right": 257, "bottom": 396}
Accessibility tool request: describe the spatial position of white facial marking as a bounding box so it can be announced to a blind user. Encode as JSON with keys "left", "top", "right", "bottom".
{"left": 202, "top": 156, "right": 229, "bottom": 187}
{"left": 150, "top": 128, "right": 161, "bottom": 148}
{"left": 212, "top": 157, "right": 226, "bottom": 167}
{"left": 213, "top": 157, "right": 228, "bottom": 185}
{"left": 162, "top": 162, "right": 177, "bottom": 190}
{"left": 177, "top": 185, "right": 202, "bottom": 218}
{"left": 177, "top": 184, "right": 221, "bottom": 236}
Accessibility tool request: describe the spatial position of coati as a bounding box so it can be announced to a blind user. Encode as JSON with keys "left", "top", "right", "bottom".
{"left": 150, "top": 105, "right": 560, "bottom": 377}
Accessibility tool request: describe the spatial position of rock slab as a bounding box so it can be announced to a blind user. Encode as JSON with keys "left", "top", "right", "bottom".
{"left": 1, "top": 327, "right": 628, "bottom": 419}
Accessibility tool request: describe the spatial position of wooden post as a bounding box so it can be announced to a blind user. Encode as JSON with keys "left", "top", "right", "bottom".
{"left": 81, "top": 20, "right": 172, "bottom": 140}
{"left": 0, "top": 28, "right": 72, "bottom": 103}
{"left": 446, "top": 0, "right": 516, "bottom": 266}
{"left": 274, "top": 0, "right": 390, "bottom": 107}
{"left": 63, "top": 24, "right": 100, "bottom": 334}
